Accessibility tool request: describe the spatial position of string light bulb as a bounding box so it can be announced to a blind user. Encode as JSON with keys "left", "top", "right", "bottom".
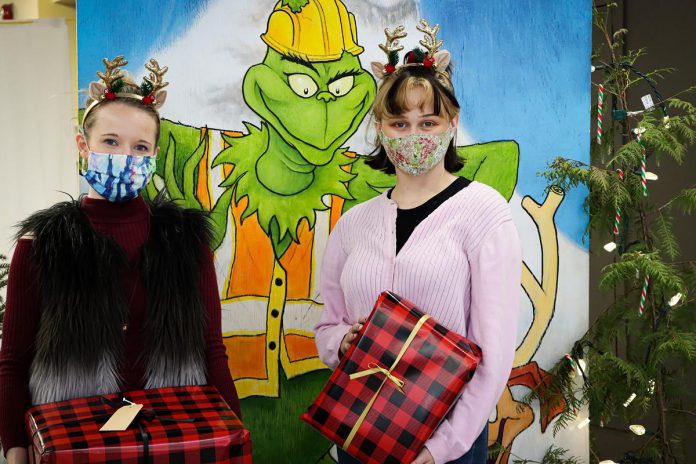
{"left": 577, "top": 358, "right": 587, "bottom": 373}
{"left": 629, "top": 424, "right": 646, "bottom": 435}
{"left": 668, "top": 293, "right": 682, "bottom": 307}
{"left": 603, "top": 241, "right": 617, "bottom": 252}
{"left": 577, "top": 418, "right": 591, "bottom": 429}
{"left": 623, "top": 393, "right": 637, "bottom": 407}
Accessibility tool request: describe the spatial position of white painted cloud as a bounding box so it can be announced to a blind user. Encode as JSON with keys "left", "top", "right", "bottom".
{"left": 144, "top": 0, "right": 274, "bottom": 129}
{"left": 144, "top": 0, "right": 476, "bottom": 153}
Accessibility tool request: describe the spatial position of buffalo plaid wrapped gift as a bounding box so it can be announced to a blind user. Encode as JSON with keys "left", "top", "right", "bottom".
{"left": 25, "top": 385, "right": 251, "bottom": 464}
{"left": 301, "top": 291, "right": 482, "bottom": 464}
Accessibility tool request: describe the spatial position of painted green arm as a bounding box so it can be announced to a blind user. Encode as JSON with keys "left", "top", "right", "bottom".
{"left": 345, "top": 140, "right": 520, "bottom": 212}
{"left": 144, "top": 119, "right": 234, "bottom": 249}
{"left": 344, "top": 157, "right": 395, "bottom": 211}
{"left": 456, "top": 140, "right": 520, "bottom": 201}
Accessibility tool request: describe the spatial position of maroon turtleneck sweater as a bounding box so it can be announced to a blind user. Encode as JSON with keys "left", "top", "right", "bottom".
{"left": 0, "top": 196, "right": 241, "bottom": 453}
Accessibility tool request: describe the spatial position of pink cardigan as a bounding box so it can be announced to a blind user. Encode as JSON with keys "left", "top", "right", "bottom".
{"left": 314, "top": 181, "right": 522, "bottom": 463}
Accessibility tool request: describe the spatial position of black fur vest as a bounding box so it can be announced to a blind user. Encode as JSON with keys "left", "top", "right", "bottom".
{"left": 17, "top": 196, "right": 210, "bottom": 405}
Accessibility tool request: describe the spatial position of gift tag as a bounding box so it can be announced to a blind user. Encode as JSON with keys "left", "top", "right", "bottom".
{"left": 641, "top": 94, "right": 654, "bottom": 110}
{"left": 100, "top": 402, "right": 143, "bottom": 432}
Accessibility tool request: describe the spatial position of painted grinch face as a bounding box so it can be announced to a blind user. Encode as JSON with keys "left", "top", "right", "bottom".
{"left": 243, "top": 48, "right": 376, "bottom": 166}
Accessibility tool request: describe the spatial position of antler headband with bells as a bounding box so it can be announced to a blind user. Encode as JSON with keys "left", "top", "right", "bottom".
{"left": 370, "top": 19, "right": 452, "bottom": 81}
{"left": 82, "top": 55, "right": 169, "bottom": 124}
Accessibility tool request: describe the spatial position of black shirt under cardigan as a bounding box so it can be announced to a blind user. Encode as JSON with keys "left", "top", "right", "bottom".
{"left": 388, "top": 177, "right": 472, "bottom": 254}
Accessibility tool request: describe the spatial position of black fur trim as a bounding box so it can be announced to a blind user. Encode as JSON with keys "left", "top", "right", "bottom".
{"left": 17, "top": 199, "right": 127, "bottom": 374}
{"left": 17, "top": 196, "right": 211, "bottom": 403}
{"left": 139, "top": 194, "right": 211, "bottom": 385}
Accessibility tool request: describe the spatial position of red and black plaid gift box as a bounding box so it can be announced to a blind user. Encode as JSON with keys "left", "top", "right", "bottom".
{"left": 301, "top": 291, "right": 482, "bottom": 464}
{"left": 25, "top": 385, "right": 251, "bottom": 463}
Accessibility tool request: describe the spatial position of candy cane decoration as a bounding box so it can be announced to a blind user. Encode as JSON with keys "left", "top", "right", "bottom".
{"left": 639, "top": 274, "right": 649, "bottom": 316}
{"left": 613, "top": 168, "right": 624, "bottom": 235}
{"left": 597, "top": 83, "right": 604, "bottom": 144}
{"left": 564, "top": 354, "right": 577, "bottom": 378}
{"left": 635, "top": 130, "right": 648, "bottom": 196}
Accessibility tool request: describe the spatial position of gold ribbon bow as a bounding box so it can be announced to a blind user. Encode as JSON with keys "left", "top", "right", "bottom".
{"left": 343, "top": 314, "right": 431, "bottom": 450}
{"left": 349, "top": 363, "right": 406, "bottom": 393}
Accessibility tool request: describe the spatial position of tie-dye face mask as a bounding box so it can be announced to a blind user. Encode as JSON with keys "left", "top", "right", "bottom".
{"left": 83, "top": 152, "right": 156, "bottom": 202}
{"left": 379, "top": 125, "right": 455, "bottom": 176}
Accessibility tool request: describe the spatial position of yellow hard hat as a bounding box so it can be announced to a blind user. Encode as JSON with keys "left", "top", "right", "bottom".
{"left": 261, "top": 0, "right": 364, "bottom": 62}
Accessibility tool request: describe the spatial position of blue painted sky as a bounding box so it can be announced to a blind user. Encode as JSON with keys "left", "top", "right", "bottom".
{"left": 78, "top": 0, "right": 591, "bottom": 247}
{"left": 77, "top": 0, "right": 211, "bottom": 94}
{"left": 422, "top": 0, "right": 591, "bottom": 247}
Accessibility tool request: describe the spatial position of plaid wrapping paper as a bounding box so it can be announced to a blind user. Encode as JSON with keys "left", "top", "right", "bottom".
{"left": 301, "top": 291, "right": 482, "bottom": 464}
{"left": 25, "top": 385, "right": 251, "bottom": 464}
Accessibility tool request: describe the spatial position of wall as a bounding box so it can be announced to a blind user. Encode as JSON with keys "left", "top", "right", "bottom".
{"left": 5, "top": 0, "right": 38, "bottom": 19}
{"left": 37, "top": 0, "right": 77, "bottom": 107}
{"left": 0, "top": 16, "right": 75, "bottom": 462}
{"left": 0, "top": 18, "right": 76, "bottom": 257}
{"left": 0, "top": 0, "right": 77, "bottom": 257}
{"left": 5, "top": 0, "right": 76, "bottom": 108}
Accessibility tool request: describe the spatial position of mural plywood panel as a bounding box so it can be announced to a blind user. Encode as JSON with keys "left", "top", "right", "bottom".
{"left": 78, "top": 1, "right": 590, "bottom": 461}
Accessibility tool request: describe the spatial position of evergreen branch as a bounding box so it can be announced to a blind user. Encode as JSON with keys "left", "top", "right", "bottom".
{"left": 684, "top": 266, "right": 696, "bottom": 293}
{"left": 489, "top": 443, "right": 582, "bottom": 464}
{"left": 656, "top": 184, "right": 696, "bottom": 213}
{"left": 626, "top": 67, "right": 675, "bottom": 87}
{"left": 512, "top": 446, "right": 583, "bottom": 464}
{"left": 673, "top": 187, "right": 696, "bottom": 215}
{"left": 651, "top": 332, "right": 696, "bottom": 364}
{"left": 654, "top": 211, "right": 680, "bottom": 259}
{"left": 600, "top": 252, "right": 685, "bottom": 295}
{"left": 589, "top": 166, "right": 611, "bottom": 193}
{"left": 601, "top": 352, "right": 649, "bottom": 387}
{"left": 540, "top": 158, "right": 588, "bottom": 189}
{"left": 667, "top": 408, "right": 696, "bottom": 418}
{"left": 665, "top": 97, "right": 696, "bottom": 119}
{"left": 606, "top": 138, "right": 643, "bottom": 166}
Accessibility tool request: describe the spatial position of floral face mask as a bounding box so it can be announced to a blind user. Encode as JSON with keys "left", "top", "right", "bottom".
{"left": 379, "top": 125, "right": 455, "bottom": 176}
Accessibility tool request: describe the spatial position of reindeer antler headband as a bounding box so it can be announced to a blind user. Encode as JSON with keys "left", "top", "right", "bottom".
{"left": 371, "top": 19, "right": 451, "bottom": 81}
{"left": 82, "top": 55, "right": 169, "bottom": 125}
